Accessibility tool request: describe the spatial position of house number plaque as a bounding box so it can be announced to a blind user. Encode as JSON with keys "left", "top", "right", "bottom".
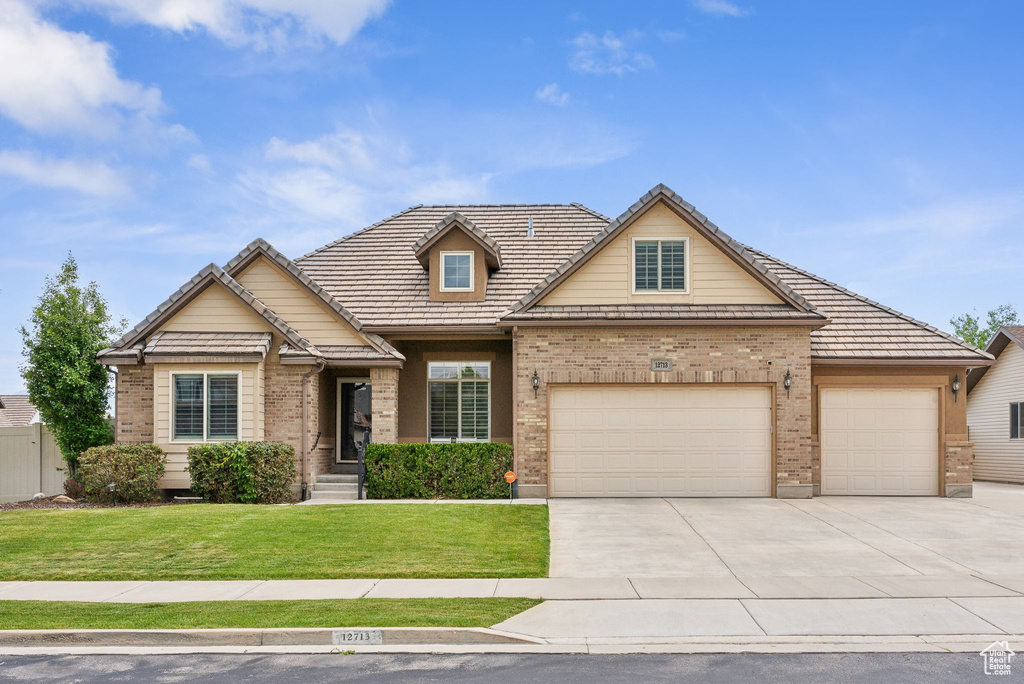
{"left": 333, "top": 629, "right": 384, "bottom": 645}
{"left": 650, "top": 358, "right": 672, "bottom": 372}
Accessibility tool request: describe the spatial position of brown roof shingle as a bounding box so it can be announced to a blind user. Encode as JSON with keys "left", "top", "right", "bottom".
{"left": 0, "top": 395, "right": 38, "bottom": 427}
{"left": 144, "top": 331, "right": 272, "bottom": 358}
{"left": 501, "top": 304, "right": 826, "bottom": 323}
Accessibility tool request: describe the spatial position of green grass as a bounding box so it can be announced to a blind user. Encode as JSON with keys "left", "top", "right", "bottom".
{"left": 0, "top": 504, "right": 549, "bottom": 580}
{"left": 0, "top": 599, "right": 540, "bottom": 630}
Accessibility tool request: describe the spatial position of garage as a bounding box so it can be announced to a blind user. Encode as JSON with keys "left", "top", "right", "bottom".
{"left": 548, "top": 385, "right": 772, "bottom": 497}
{"left": 819, "top": 388, "right": 939, "bottom": 495}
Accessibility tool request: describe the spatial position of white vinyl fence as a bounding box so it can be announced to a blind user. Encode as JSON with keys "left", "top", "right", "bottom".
{"left": 0, "top": 424, "right": 64, "bottom": 503}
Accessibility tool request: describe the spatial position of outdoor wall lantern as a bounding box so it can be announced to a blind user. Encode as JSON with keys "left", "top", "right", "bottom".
{"left": 952, "top": 373, "right": 961, "bottom": 402}
{"left": 783, "top": 369, "right": 792, "bottom": 398}
{"left": 532, "top": 370, "right": 540, "bottom": 398}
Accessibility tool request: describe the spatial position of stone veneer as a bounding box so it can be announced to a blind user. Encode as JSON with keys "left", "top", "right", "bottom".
{"left": 115, "top": 365, "right": 154, "bottom": 443}
{"left": 263, "top": 360, "right": 321, "bottom": 487}
{"left": 514, "top": 326, "right": 813, "bottom": 498}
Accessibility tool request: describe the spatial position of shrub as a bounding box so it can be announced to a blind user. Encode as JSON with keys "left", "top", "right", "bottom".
{"left": 187, "top": 442, "right": 296, "bottom": 504}
{"left": 77, "top": 444, "right": 166, "bottom": 504}
{"left": 364, "top": 442, "right": 513, "bottom": 499}
{"left": 63, "top": 477, "right": 86, "bottom": 500}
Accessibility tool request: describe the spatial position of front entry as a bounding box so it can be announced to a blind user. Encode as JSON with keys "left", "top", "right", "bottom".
{"left": 336, "top": 377, "right": 372, "bottom": 464}
{"left": 547, "top": 384, "right": 773, "bottom": 497}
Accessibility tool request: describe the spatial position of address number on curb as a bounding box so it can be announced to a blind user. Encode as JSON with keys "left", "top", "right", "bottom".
{"left": 333, "top": 629, "right": 383, "bottom": 645}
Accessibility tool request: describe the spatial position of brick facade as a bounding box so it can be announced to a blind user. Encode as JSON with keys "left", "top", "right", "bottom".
{"left": 115, "top": 365, "right": 153, "bottom": 443}
{"left": 370, "top": 367, "right": 399, "bottom": 444}
{"left": 264, "top": 359, "right": 322, "bottom": 486}
{"left": 944, "top": 440, "right": 974, "bottom": 496}
{"left": 514, "top": 326, "right": 814, "bottom": 497}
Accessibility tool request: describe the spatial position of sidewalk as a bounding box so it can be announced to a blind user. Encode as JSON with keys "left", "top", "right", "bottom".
{"left": 2, "top": 574, "right": 1022, "bottom": 602}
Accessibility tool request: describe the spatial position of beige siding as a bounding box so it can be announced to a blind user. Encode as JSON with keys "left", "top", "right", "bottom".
{"left": 153, "top": 363, "right": 262, "bottom": 489}
{"left": 968, "top": 343, "right": 1024, "bottom": 483}
{"left": 160, "top": 284, "right": 272, "bottom": 333}
{"left": 0, "top": 424, "right": 62, "bottom": 503}
{"left": 236, "top": 257, "right": 366, "bottom": 346}
{"left": 541, "top": 201, "right": 783, "bottom": 306}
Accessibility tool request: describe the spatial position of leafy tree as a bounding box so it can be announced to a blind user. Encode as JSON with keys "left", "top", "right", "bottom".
{"left": 20, "top": 254, "right": 124, "bottom": 476}
{"left": 950, "top": 304, "right": 1019, "bottom": 349}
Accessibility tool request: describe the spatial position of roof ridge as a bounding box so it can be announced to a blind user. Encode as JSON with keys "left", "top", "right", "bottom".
{"left": 296, "top": 205, "right": 424, "bottom": 262}
{"left": 570, "top": 202, "right": 612, "bottom": 222}
{"left": 748, "top": 247, "right": 993, "bottom": 358}
{"left": 413, "top": 203, "right": 581, "bottom": 208}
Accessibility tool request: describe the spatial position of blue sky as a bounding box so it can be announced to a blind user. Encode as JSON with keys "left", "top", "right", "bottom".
{"left": 1, "top": 0, "right": 1021, "bottom": 393}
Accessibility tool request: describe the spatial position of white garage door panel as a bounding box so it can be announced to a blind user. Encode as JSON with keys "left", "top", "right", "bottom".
{"left": 820, "top": 388, "right": 939, "bottom": 496}
{"left": 548, "top": 385, "right": 772, "bottom": 497}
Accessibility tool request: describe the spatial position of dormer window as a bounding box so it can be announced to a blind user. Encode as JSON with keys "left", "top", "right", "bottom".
{"left": 441, "top": 251, "right": 474, "bottom": 292}
{"left": 633, "top": 238, "right": 688, "bottom": 293}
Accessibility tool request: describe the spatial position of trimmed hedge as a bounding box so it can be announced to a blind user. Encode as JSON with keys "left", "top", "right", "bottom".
{"left": 187, "top": 442, "right": 296, "bottom": 504}
{"left": 364, "top": 442, "right": 513, "bottom": 499}
{"left": 77, "top": 444, "right": 166, "bottom": 504}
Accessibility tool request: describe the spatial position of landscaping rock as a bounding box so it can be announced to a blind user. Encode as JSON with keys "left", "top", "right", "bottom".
{"left": 52, "top": 495, "right": 76, "bottom": 504}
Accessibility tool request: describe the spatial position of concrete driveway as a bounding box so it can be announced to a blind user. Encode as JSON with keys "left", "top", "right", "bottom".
{"left": 549, "top": 482, "right": 1024, "bottom": 585}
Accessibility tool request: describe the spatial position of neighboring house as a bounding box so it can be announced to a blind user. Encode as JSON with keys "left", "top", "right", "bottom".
{"left": 0, "top": 395, "right": 41, "bottom": 428}
{"left": 966, "top": 326, "right": 1024, "bottom": 484}
{"left": 98, "top": 184, "right": 992, "bottom": 499}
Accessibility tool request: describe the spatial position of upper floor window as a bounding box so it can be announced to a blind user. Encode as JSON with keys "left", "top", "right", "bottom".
{"left": 440, "top": 251, "right": 474, "bottom": 292}
{"left": 1012, "top": 402, "right": 1024, "bottom": 439}
{"left": 172, "top": 372, "right": 238, "bottom": 442}
{"left": 633, "top": 238, "right": 688, "bottom": 293}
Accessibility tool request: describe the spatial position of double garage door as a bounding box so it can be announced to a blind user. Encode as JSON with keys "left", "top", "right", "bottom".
{"left": 548, "top": 385, "right": 773, "bottom": 497}
{"left": 547, "top": 385, "right": 940, "bottom": 498}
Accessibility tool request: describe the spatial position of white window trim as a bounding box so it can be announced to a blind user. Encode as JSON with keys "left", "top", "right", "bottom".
{"left": 1012, "top": 401, "right": 1024, "bottom": 440}
{"left": 426, "top": 361, "right": 491, "bottom": 443}
{"left": 631, "top": 236, "right": 690, "bottom": 295}
{"left": 439, "top": 251, "right": 475, "bottom": 292}
{"left": 169, "top": 370, "right": 242, "bottom": 444}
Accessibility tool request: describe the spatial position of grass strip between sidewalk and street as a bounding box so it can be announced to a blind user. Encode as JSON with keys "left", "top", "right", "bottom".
{"left": 0, "top": 598, "right": 541, "bottom": 630}
{"left": 0, "top": 504, "right": 549, "bottom": 580}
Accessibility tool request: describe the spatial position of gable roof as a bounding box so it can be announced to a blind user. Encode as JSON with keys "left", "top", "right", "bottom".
{"left": 144, "top": 331, "right": 273, "bottom": 359}
{"left": 0, "top": 395, "right": 39, "bottom": 427}
{"left": 412, "top": 212, "right": 502, "bottom": 270}
{"left": 967, "top": 325, "right": 1024, "bottom": 392}
{"left": 98, "top": 263, "right": 320, "bottom": 362}
{"left": 506, "top": 184, "right": 818, "bottom": 317}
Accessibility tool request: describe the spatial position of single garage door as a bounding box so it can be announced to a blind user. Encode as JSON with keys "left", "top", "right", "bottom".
{"left": 820, "top": 388, "right": 939, "bottom": 495}
{"left": 548, "top": 385, "right": 772, "bottom": 497}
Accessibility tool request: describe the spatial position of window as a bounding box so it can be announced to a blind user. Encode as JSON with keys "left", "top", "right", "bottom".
{"left": 1012, "top": 402, "right": 1024, "bottom": 440}
{"left": 428, "top": 362, "right": 489, "bottom": 441}
{"left": 633, "top": 238, "right": 688, "bottom": 292}
{"left": 440, "top": 251, "right": 473, "bottom": 291}
{"left": 172, "top": 373, "right": 239, "bottom": 441}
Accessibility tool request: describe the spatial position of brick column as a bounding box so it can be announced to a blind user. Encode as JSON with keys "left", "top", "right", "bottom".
{"left": 944, "top": 441, "right": 973, "bottom": 497}
{"left": 116, "top": 364, "right": 154, "bottom": 443}
{"left": 370, "top": 367, "right": 399, "bottom": 444}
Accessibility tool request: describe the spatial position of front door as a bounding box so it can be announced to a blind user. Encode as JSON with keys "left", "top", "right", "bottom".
{"left": 336, "top": 377, "right": 372, "bottom": 464}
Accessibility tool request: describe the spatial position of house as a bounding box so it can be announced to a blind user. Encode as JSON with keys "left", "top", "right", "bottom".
{"left": 966, "top": 325, "right": 1024, "bottom": 484}
{"left": 0, "top": 395, "right": 41, "bottom": 428}
{"left": 98, "top": 184, "right": 992, "bottom": 499}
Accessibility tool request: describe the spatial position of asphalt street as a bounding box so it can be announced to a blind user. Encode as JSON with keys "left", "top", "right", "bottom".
{"left": 0, "top": 653, "right": 1000, "bottom": 683}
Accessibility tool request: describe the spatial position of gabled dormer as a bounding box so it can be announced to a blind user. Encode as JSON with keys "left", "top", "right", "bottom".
{"left": 413, "top": 212, "right": 501, "bottom": 302}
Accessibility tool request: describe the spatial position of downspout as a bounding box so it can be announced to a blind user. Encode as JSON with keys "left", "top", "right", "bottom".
{"left": 300, "top": 359, "right": 326, "bottom": 501}
{"left": 104, "top": 366, "right": 119, "bottom": 445}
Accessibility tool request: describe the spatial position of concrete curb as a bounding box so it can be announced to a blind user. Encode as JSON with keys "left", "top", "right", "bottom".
{"left": 0, "top": 627, "right": 541, "bottom": 648}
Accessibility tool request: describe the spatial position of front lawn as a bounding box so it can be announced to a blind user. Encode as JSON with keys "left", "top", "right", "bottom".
{"left": 0, "top": 504, "right": 549, "bottom": 580}
{"left": 0, "top": 598, "right": 540, "bottom": 630}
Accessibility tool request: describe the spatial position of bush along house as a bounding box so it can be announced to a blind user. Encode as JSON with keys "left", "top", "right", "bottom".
{"left": 98, "top": 184, "right": 992, "bottom": 500}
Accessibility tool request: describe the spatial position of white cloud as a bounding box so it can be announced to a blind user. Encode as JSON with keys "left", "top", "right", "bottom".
{"left": 0, "top": 0, "right": 166, "bottom": 138}
{"left": 187, "top": 153, "right": 213, "bottom": 173}
{"left": 535, "top": 83, "right": 569, "bottom": 106}
{"left": 0, "top": 149, "right": 130, "bottom": 196}
{"left": 692, "top": 0, "right": 747, "bottom": 17}
{"left": 829, "top": 193, "right": 1023, "bottom": 240}
{"left": 570, "top": 31, "right": 653, "bottom": 76}
{"left": 70, "top": 0, "right": 391, "bottom": 50}
{"left": 246, "top": 126, "right": 491, "bottom": 224}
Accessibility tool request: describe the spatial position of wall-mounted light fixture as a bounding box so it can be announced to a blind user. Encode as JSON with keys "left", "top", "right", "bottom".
{"left": 783, "top": 369, "right": 792, "bottom": 398}
{"left": 532, "top": 370, "right": 540, "bottom": 398}
{"left": 952, "top": 373, "right": 961, "bottom": 402}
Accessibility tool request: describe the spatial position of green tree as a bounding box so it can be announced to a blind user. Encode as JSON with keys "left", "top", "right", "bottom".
{"left": 950, "top": 304, "right": 1019, "bottom": 349}
{"left": 20, "top": 253, "right": 124, "bottom": 477}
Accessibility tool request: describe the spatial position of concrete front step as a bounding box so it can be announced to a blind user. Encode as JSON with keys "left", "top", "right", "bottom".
{"left": 309, "top": 490, "right": 360, "bottom": 500}
{"left": 313, "top": 482, "right": 358, "bottom": 493}
{"left": 315, "top": 474, "right": 358, "bottom": 484}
